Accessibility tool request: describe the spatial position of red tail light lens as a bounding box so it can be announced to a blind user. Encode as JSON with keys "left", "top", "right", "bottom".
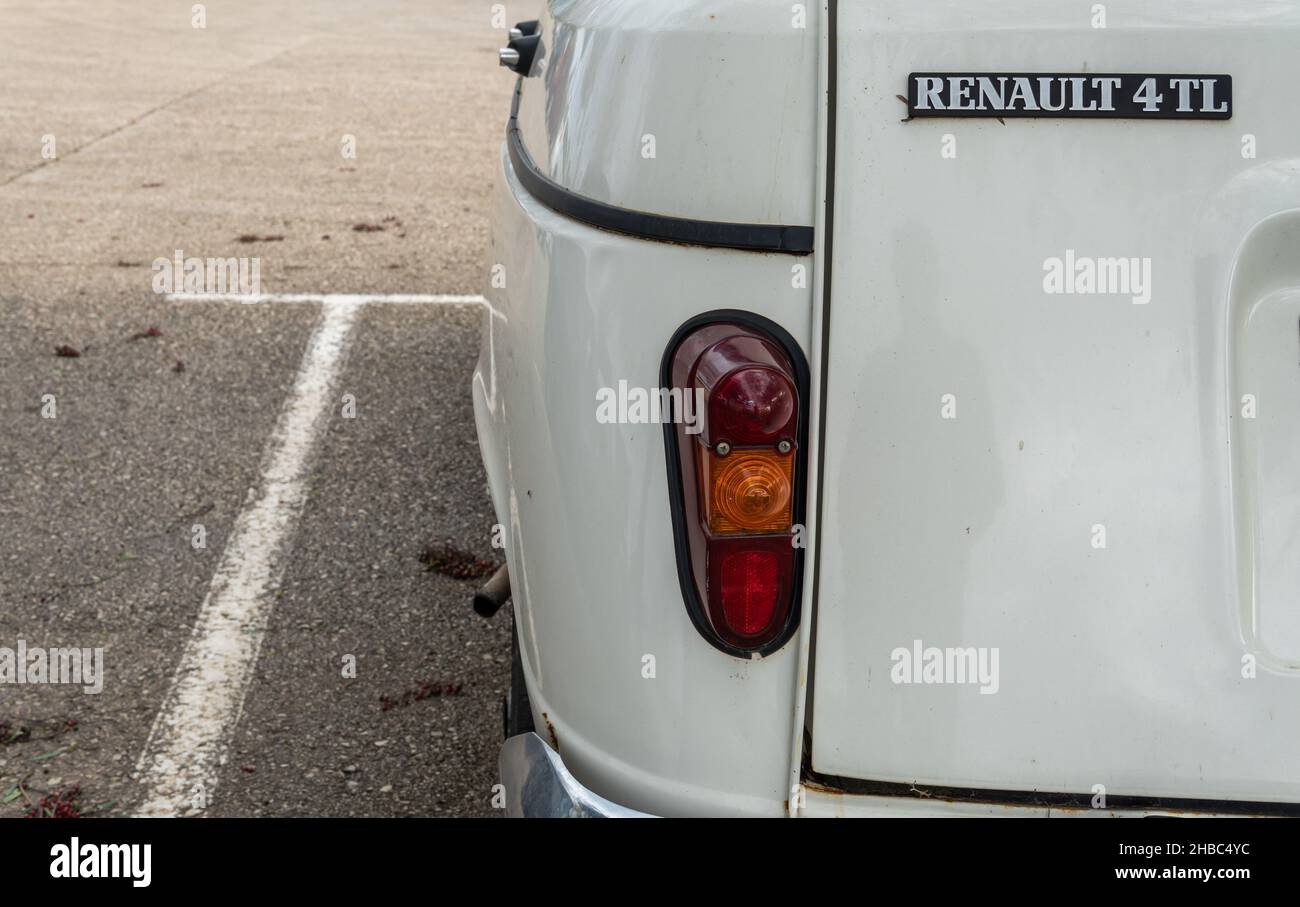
{"left": 691, "top": 334, "right": 798, "bottom": 448}
{"left": 706, "top": 535, "right": 793, "bottom": 646}
{"left": 662, "top": 314, "right": 807, "bottom": 656}
{"left": 710, "top": 366, "right": 796, "bottom": 445}
{"left": 722, "top": 550, "right": 778, "bottom": 636}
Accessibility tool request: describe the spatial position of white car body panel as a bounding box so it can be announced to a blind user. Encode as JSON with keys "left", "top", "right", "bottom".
{"left": 811, "top": 0, "right": 1300, "bottom": 803}
{"left": 516, "top": 0, "right": 819, "bottom": 225}
{"left": 475, "top": 140, "right": 813, "bottom": 816}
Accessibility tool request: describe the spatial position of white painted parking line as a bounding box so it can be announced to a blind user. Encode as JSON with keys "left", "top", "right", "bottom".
{"left": 167, "top": 292, "right": 486, "bottom": 306}
{"left": 134, "top": 299, "right": 362, "bottom": 816}
{"left": 137, "top": 289, "right": 488, "bottom": 815}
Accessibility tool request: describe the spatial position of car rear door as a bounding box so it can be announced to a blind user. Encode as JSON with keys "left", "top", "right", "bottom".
{"left": 810, "top": 0, "right": 1300, "bottom": 807}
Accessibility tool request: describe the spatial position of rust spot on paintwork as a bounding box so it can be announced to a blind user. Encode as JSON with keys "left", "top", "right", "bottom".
{"left": 896, "top": 93, "right": 914, "bottom": 123}
{"left": 802, "top": 773, "right": 1235, "bottom": 816}
{"left": 541, "top": 712, "right": 558, "bottom": 751}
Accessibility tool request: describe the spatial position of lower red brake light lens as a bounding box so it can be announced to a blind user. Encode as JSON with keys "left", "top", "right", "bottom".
{"left": 720, "top": 549, "right": 779, "bottom": 637}
{"left": 705, "top": 534, "right": 794, "bottom": 646}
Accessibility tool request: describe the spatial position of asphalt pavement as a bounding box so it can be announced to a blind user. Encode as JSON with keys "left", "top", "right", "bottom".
{"left": 0, "top": 0, "right": 517, "bottom": 817}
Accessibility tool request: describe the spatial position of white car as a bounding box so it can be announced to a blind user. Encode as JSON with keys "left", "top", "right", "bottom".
{"left": 473, "top": 1, "right": 1300, "bottom": 817}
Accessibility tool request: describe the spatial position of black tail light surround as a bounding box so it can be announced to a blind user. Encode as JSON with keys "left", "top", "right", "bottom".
{"left": 661, "top": 310, "right": 810, "bottom": 658}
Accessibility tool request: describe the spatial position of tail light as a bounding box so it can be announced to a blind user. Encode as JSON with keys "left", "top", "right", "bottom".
{"left": 662, "top": 312, "right": 808, "bottom": 655}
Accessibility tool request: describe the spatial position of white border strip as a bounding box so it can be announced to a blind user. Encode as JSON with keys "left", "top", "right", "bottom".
{"left": 167, "top": 292, "right": 485, "bottom": 306}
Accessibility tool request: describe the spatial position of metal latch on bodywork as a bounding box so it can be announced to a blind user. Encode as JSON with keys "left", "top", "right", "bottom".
{"left": 498, "top": 20, "right": 541, "bottom": 75}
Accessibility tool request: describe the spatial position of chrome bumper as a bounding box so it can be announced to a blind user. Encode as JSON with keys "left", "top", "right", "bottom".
{"left": 498, "top": 732, "right": 651, "bottom": 818}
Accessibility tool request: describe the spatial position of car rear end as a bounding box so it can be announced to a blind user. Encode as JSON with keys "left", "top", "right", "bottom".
{"left": 476, "top": 0, "right": 1300, "bottom": 817}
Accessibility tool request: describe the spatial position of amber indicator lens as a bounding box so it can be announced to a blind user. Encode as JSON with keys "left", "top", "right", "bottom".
{"left": 699, "top": 448, "right": 793, "bottom": 534}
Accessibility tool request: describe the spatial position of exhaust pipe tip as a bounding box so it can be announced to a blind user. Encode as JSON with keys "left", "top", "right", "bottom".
{"left": 474, "top": 563, "right": 511, "bottom": 618}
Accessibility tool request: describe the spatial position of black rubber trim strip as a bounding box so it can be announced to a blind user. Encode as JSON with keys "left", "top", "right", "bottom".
{"left": 805, "top": 0, "right": 838, "bottom": 716}
{"left": 804, "top": 769, "right": 1300, "bottom": 817}
{"left": 506, "top": 79, "right": 814, "bottom": 255}
{"left": 660, "top": 310, "right": 811, "bottom": 660}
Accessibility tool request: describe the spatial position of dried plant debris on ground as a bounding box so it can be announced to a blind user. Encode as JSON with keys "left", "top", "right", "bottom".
{"left": 0, "top": 717, "right": 78, "bottom": 746}
{"left": 418, "top": 542, "right": 498, "bottom": 581}
{"left": 380, "top": 679, "right": 464, "bottom": 712}
{"left": 24, "top": 785, "right": 84, "bottom": 818}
